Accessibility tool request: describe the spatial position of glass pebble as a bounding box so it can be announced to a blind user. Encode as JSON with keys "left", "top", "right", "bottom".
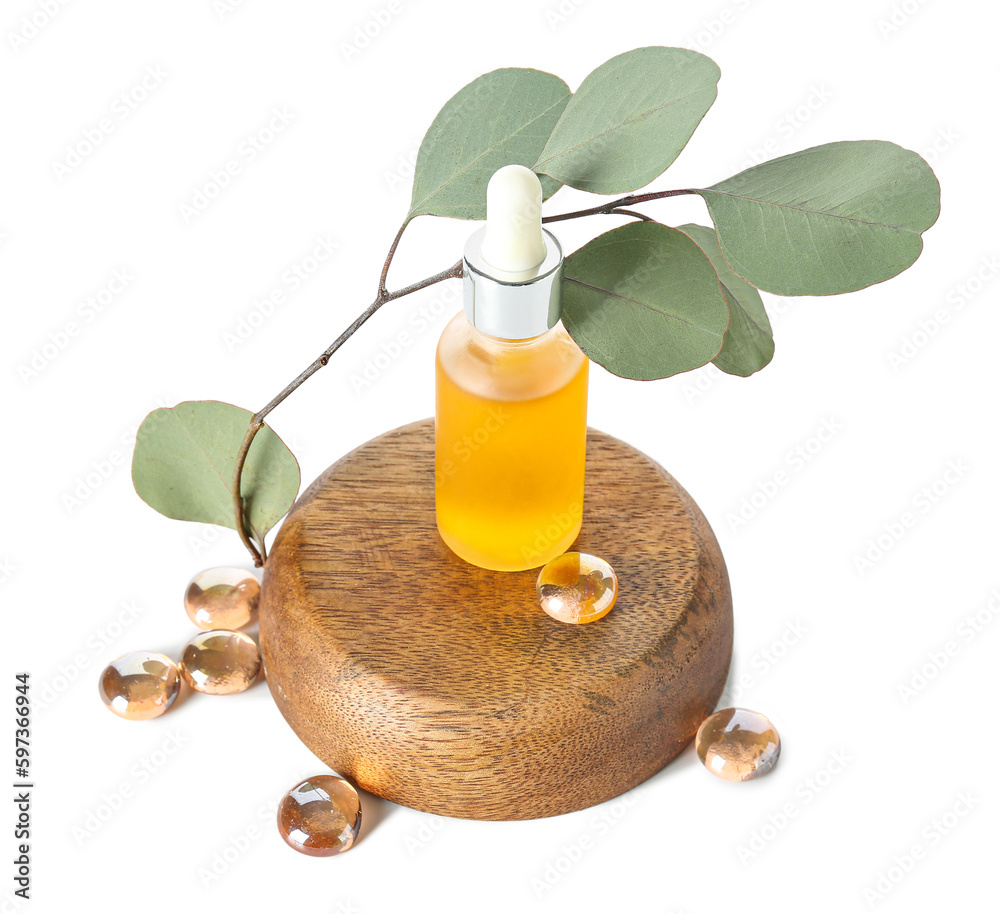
{"left": 99, "top": 651, "right": 180, "bottom": 720}
{"left": 179, "top": 630, "right": 261, "bottom": 695}
{"left": 696, "top": 708, "right": 780, "bottom": 782}
{"left": 536, "top": 552, "right": 618, "bottom": 624}
{"left": 277, "top": 775, "right": 362, "bottom": 856}
{"left": 184, "top": 566, "right": 260, "bottom": 630}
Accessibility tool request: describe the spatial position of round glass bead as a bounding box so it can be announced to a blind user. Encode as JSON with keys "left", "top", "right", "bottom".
{"left": 536, "top": 552, "right": 618, "bottom": 624}
{"left": 179, "top": 630, "right": 261, "bottom": 695}
{"left": 99, "top": 651, "right": 180, "bottom": 720}
{"left": 277, "top": 775, "right": 362, "bottom": 856}
{"left": 184, "top": 566, "right": 260, "bottom": 630}
{"left": 696, "top": 708, "right": 780, "bottom": 782}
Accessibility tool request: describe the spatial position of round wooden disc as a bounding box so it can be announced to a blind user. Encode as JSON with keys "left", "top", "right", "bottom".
{"left": 259, "top": 419, "right": 732, "bottom": 820}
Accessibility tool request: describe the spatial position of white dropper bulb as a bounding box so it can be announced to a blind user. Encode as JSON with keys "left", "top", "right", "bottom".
{"left": 480, "top": 164, "right": 547, "bottom": 279}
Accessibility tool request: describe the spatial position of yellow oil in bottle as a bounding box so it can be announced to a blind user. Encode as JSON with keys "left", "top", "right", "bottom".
{"left": 435, "top": 312, "right": 588, "bottom": 571}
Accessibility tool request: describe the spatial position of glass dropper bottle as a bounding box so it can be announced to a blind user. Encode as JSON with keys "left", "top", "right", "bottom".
{"left": 434, "top": 164, "right": 588, "bottom": 572}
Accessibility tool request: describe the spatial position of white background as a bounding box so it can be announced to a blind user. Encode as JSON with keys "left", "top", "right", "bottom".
{"left": 3, "top": 0, "right": 997, "bottom": 910}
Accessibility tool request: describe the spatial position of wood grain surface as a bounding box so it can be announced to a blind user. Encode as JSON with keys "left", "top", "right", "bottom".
{"left": 259, "top": 419, "right": 733, "bottom": 820}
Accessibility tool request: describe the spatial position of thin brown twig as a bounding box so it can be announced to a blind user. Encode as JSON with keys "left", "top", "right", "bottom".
{"left": 377, "top": 216, "right": 411, "bottom": 299}
{"left": 541, "top": 188, "right": 696, "bottom": 224}
{"left": 231, "top": 248, "right": 462, "bottom": 565}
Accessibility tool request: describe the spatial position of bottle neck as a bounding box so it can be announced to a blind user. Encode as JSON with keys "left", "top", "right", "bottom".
{"left": 466, "top": 317, "right": 553, "bottom": 348}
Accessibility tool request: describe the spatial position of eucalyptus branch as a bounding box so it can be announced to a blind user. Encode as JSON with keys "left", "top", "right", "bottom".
{"left": 232, "top": 186, "right": 696, "bottom": 566}
{"left": 135, "top": 48, "right": 939, "bottom": 572}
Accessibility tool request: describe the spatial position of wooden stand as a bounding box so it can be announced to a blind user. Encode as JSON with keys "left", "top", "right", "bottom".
{"left": 259, "top": 419, "right": 732, "bottom": 820}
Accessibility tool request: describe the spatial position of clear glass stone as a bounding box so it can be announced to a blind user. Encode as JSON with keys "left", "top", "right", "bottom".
{"left": 696, "top": 708, "right": 780, "bottom": 782}
{"left": 277, "top": 775, "right": 362, "bottom": 856}
{"left": 179, "top": 630, "right": 261, "bottom": 695}
{"left": 99, "top": 651, "right": 180, "bottom": 720}
{"left": 184, "top": 566, "right": 260, "bottom": 630}
{"left": 536, "top": 552, "right": 618, "bottom": 623}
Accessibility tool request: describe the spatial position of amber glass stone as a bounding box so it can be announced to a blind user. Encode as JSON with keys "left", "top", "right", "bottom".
{"left": 536, "top": 552, "right": 618, "bottom": 623}
{"left": 696, "top": 708, "right": 780, "bottom": 782}
{"left": 184, "top": 566, "right": 260, "bottom": 630}
{"left": 179, "top": 630, "right": 261, "bottom": 695}
{"left": 277, "top": 776, "right": 362, "bottom": 856}
{"left": 99, "top": 651, "right": 180, "bottom": 720}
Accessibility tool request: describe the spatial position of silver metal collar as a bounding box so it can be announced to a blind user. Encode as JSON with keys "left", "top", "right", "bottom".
{"left": 462, "top": 226, "right": 563, "bottom": 340}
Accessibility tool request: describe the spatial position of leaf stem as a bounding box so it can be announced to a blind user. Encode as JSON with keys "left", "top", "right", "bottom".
{"left": 609, "top": 208, "right": 654, "bottom": 222}
{"left": 542, "top": 188, "right": 696, "bottom": 224}
{"left": 378, "top": 216, "right": 412, "bottom": 299}
{"left": 231, "top": 414, "right": 265, "bottom": 565}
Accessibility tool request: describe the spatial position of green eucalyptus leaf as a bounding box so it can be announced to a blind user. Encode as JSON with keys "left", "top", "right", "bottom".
{"left": 408, "top": 68, "right": 570, "bottom": 219}
{"left": 677, "top": 223, "right": 774, "bottom": 377}
{"left": 131, "top": 400, "right": 300, "bottom": 548}
{"left": 562, "top": 221, "right": 730, "bottom": 380}
{"left": 697, "top": 140, "right": 941, "bottom": 295}
{"left": 533, "top": 46, "right": 720, "bottom": 194}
